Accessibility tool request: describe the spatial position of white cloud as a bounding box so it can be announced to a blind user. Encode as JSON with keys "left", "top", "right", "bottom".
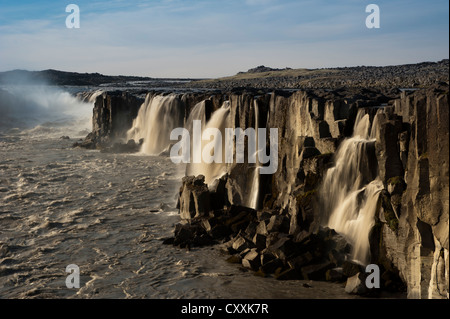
{"left": 0, "top": 0, "right": 447, "bottom": 77}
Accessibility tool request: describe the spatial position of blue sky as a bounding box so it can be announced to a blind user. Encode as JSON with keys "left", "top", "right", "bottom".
{"left": 0, "top": 0, "right": 448, "bottom": 77}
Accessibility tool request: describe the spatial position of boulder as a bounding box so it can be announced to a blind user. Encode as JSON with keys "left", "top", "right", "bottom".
{"left": 266, "top": 215, "right": 290, "bottom": 233}
{"left": 232, "top": 235, "right": 254, "bottom": 253}
{"left": 171, "top": 222, "right": 214, "bottom": 248}
{"left": 287, "top": 252, "right": 314, "bottom": 269}
{"left": 266, "top": 237, "right": 298, "bottom": 262}
{"left": 178, "top": 175, "right": 211, "bottom": 220}
{"left": 244, "top": 222, "right": 258, "bottom": 240}
{"left": 209, "top": 174, "right": 230, "bottom": 210}
{"left": 345, "top": 272, "right": 369, "bottom": 295}
{"left": 252, "top": 233, "right": 267, "bottom": 252}
{"left": 256, "top": 220, "right": 269, "bottom": 236}
{"left": 242, "top": 249, "right": 261, "bottom": 271}
{"left": 225, "top": 205, "right": 257, "bottom": 234}
{"left": 266, "top": 231, "right": 286, "bottom": 247}
{"left": 260, "top": 257, "right": 283, "bottom": 275}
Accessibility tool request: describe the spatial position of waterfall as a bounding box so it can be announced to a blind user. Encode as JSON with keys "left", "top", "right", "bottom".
{"left": 186, "top": 102, "right": 230, "bottom": 186}
{"left": 185, "top": 100, "right": 207, "bottom": 134}
{"left": 76, "top": 90, "right": 103, "bottom": 103}
{"left": 247, "top": 99, "right": 260, "bottom": 210}
{"left": 320, "top": 108, "right": 384, "bottom": 265}
{"left": 127, "top": 93, "right": 185, "bottom": 155}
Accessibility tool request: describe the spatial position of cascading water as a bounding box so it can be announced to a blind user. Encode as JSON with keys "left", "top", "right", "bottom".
{"left": 247, "top": 99, "right": 261, "bottom": 210}
{"left": 127, "top": 93, "right": 185, "bottom": 155}
{"left": 186, "top": 102, "right": 230, "bottom": 186}
{"left": 76, "top": 90, "right": 103, "bottom": 104}
{"left": 185, "top": 100, "right": 207, "bottom": 134}
{"left": 320, "top": 108, "right": 384, "bottom": 265}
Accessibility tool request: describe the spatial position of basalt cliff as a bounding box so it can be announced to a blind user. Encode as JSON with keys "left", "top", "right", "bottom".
{"left": 77, "top": 81, "right": 449, "bottom": 299}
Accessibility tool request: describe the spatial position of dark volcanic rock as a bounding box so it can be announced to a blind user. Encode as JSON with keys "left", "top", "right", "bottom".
{"left": 242, "top": 248, "right": 261, "bottom": 271}
{"left": 171, "top": 222, "right": 214, "bottom": 248}
{"left": 76, "top": 91, "right": 144, "bottom": 150}
{"left": 178, "top": 175, "right": 211, "bottom": 220}
{"left": 345, "top": 272, "right": 370, "bottom": 295}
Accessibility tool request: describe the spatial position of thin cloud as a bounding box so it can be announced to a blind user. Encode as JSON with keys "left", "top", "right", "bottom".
{"left": 0, "top": 0, "right": 447, "bottom": 77}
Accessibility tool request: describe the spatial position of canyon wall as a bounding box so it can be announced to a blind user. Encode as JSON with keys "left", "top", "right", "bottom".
{"left": 377, "top": 87, "right": 449, "bottom": 298}
{"left": 81, "top": 84, "right": 449, "bottom": 298}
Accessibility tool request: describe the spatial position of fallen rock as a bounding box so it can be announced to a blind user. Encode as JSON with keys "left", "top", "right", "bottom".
{"left": 242, "top": 249, "right": 261, "bottom": 271}
{"left": 260, "top": 257, "right": 284, "bottom": 275}
{"left": 225, "top": 206, "right": 257, "bottom": 233}
{"left": 266, "top": 236, "right": 298, "bottom": 262}
{"left": 178, "top": 175, "right": 211, "bottom": 220}
{"left": 171, "top": 222, "right": 215, "bottom": 248}
{"left": 287, "top": 252, "right": 314, "bottom": 269}
{"left": 231, "top": 235, "right": 254, "bottom": 253}
{"left": 345, "top": 272, "right": 369, "bottom": 295}
{"left": 252, "top": 233, "right": 267, "bottom": 252}
{"left": 209, "top": 174, "right": 230, "bottom": 210}
{"left": 256, "top": 220, "right": 269, "bottom": 236}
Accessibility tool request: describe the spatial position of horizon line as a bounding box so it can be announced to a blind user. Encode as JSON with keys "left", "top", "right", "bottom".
{"left": 1, "top": 58, "right": 448, "bottom": 80}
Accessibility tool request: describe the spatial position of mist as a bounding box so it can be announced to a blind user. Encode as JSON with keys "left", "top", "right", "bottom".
{"left": 0, "top": 74, "right": 94, "bottom": 138}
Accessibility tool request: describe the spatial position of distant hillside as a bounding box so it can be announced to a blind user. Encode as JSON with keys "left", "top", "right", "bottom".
{"left": 184, "top": 59, "right": 449, "bottom": 90}
{"left": 238, "top": 65, "right": 292, "bottom": 74}
{"left": 0, "top": 69, "right": 195, "bottom": 86}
